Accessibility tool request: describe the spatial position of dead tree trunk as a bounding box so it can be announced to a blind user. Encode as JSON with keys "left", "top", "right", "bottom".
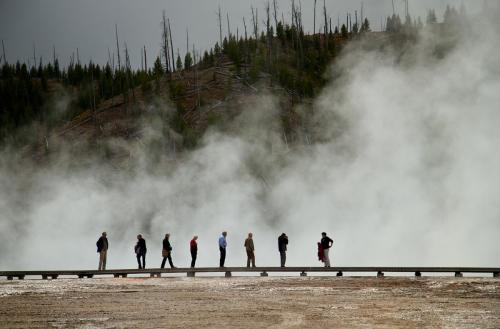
{"left": 313, "top": 0, "right": 317, "bottom": 36}
{"left": 1, "top": 40, "right": 6, "bottom": 64}
{"left": 168, "top": 19, "right": 175, "bottom": 72}
{"left": 162, "top": 11, "right": 171, "bottom": 75}
{"left": 115, "top": 24, "right": 121, "bottom": 72}
{"left": 218, "top": 6, "right": 223, "bottom": 47}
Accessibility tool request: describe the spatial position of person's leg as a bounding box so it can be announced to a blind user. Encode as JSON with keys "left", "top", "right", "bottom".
{"left": 324, "top": 248, "right": 330, "bottom": 267}
{"left": 168, "top": 255, "right": 174, "bottom": 268}
{"left": 142, "top": 253, "right": 146, "bottom": 269}
{"left": 251, "top": 251, "right": 255, "bottom": 267}
{"left": 191, "top": 251, "right": 196, "bottom": 268}
{"left": 161, "top": 257, "right": 166, "bottom": 268}
{"left": 246, "top": 250, "right": 251, "bottom": 267}
{"left": 98, "top": 251, "right": 104, "bottom": 270}
{"left": 137, "top": 254, "right": 142, "bottom": 269}
{"left": 102, "top": 250, "right": 107, "bottom": 270}
{"left": 220, "top": 247, "right": 226, "bottom": 267}
{"left": 280, "top": 251, "right": 285, "bottom": 267}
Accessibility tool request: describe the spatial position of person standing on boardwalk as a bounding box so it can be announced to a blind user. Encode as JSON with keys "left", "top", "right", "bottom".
{"left": 244, "top": 233, "right": 256, "bottom": 267}
{"left": 135, "top": 234, "right": 147, "bottom": 269}
{"left": 278, "top": 233, "right": 288, "bottom": 267}
{"left": 96, "top": 232, "right": 108, "bottom": 270}
{"left": 219, "top": 231, "right": 227, "bottom": 267}
{"left": 190, "top": 235, "right": 198, "bottom": 268}
{"left": 161, "top": 233, "right": 175, "bottom": 268}
{"left": 321, "top": 232, "right": 334, "bottom": 267}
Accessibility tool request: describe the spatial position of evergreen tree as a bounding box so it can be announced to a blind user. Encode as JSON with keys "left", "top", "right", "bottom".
{"left": 153, "top": 56, "right": 164, "bottom": 77}
{"left": 176, "top": 53, "right": 183, "bottom": 71}
{"left": 341, "top": 24, "right": 348, "bottom": 38}
{"left": 184, "top": 52, "right": 193, "bottom": 70}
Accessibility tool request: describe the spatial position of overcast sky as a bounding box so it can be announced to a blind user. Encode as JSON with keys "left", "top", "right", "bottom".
{"left": 0, "top": 0, "right": 481, "bottom": 69}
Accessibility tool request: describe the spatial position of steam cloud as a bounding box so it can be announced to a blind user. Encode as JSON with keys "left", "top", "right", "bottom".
{"left": 1, "top": 7, "right": 499, "bottom": 271}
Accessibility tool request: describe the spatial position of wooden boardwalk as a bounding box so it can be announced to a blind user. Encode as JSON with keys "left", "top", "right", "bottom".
{"left": 1, "top": 267, "right": 499, "bottom": 280}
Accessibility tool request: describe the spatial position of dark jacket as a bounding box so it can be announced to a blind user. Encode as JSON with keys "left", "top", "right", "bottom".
{"left": 96, "top": 237, "right": 108, "bottom": 252}
{"left": 278, "top": 234, "right": 288, "bottom": 252}
{"left": 135, "top": 238, "right": 147, "bottom": 255}
{"left": 190, "top": 239, "right": 198, "bottom": 252}
{"left": 321, "top": 236, "right": 333, "bottom": 249}
{"left": 163, "top": 238, "right": 172, "bottom": 251}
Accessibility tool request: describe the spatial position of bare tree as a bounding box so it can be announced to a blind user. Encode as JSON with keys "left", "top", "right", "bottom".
{"left": 251, "top": 6, "right": 259, "bottom": 40}
{"left": 243, "top": 16, "right": 248, "bottom": 40}
{"left": 265, "top": 1, "right": 272, "bottom": 70}
{"left": 168, "top": 19, "right": 175, "bottom": 72}
{"left": 115, "top": 24, "right": 121, "bottom": 72}
{"left": 217, "top": 5, "right": 223, "bottom": 46}
{"left": 227, "top": 12, "right": 231, "bottom": 39}
{"left": 162, "top": 11, "right": 171, "bottom": 74}
{"left": 1, "top": 40, "right": 6, "bottom": 64}
{"left": 273, "top": 0, "right": 279, "bottom": 32}
{"left": 313, "top": 0, "right": 317, "bottom": 35}
{"left": 144, "top": 45, "right": 148, "bottom": 71}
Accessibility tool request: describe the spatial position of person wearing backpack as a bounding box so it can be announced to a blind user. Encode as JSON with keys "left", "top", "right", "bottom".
{"left": 161, "top": 233, "right": 175, "bottom": 268}
{"left": 96, "top": 232, "right": 108, "bottom": 270}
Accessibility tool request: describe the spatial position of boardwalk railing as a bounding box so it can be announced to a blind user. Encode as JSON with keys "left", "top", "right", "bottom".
{"left": 1, "top": 267, "right": 499, "bottom": 280}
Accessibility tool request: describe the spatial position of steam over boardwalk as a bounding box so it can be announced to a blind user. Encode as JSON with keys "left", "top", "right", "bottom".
{"left": 0, "top": 277, "right": 499, "bottom": 328}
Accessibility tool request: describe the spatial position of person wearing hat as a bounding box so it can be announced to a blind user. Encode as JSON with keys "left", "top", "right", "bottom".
{"left": 96, "top": 232, "right": 109, "bottom": 271}
{"left": 320, "top": 232, "right": 334, "bottom": 267}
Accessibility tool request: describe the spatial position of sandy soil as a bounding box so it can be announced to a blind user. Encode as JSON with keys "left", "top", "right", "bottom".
{"left": 0, "top": 276, "right": 498, "bottom": 328}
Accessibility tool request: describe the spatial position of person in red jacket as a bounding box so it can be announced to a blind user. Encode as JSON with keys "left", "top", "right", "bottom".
{"left": 190, "top": 235, "right": 198, "bottom": 268}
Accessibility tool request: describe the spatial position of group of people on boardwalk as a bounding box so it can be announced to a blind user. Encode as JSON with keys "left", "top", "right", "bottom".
{"left": 95, "top": 231, "right": 334, "bottom": 270}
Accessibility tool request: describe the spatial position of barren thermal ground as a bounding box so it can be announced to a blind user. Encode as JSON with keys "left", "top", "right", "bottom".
{"left": 0, "top": 276, "right": 498, "bottom": 328}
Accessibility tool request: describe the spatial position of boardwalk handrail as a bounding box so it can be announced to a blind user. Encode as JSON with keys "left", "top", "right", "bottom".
{"left": 1, "top": 266, "right": 499, "bottom": 280}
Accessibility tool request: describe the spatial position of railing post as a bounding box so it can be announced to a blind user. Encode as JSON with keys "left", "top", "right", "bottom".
{"left": 42, "top": 274, "right": 48, "bottom": 280}
{"left": 187, "top": 271, "right": 195, "bottom": 277}
{"left": 18, "top": 275, "right": 25, "bottom": 280}
{"left": 7, "top": 276, "right": 13, "bottom": 280}
{"left": 494, "top": 272, "right": 499, "bottom": 278}
{"left": 377, "top": 271, "right": 384, "bottom": 278}
{"left": 415, "top": 271, "right": 422, "bottom": 277}
{"left": 225, "top": 271, "right": 232, "bottom": 278}
{"left": 454, "top": 271, "right": 463, "bottom": 278}
{"left": 113, "top": 274, "right": 120, "bottom": 278}
{"left": 260, "top": 271, "right": 269, "bottom": 277}
{"left": 300, "top": 271, "right": 307, "bottom": 277}
{"left": 336, "top": 271, "right": 343, "bottom": 277}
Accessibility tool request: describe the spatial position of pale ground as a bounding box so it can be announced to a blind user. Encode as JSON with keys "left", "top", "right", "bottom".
{"left": 0, "top": 276, "right": 499, "bottom": 328}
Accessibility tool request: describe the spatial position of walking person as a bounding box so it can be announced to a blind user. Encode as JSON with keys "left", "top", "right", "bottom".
{"left": 190, "top": 235, "right": 198, "bottom": 268}
{"left": 161, "top": 233, "right": 175, "bottom": 268}
{"left": 135, "top": 234, "right": 147, "bottom": 269}
{"left": 218, "top": 231, "right": 227, "bottom": 267}
{"left": 321, "top": 232, "right": 334, "bottom": 267}
{"left": 278, "top": 233, "right": 288, "bottom": 267}
{"left": 244, "top": 233, "right": 256, "bottom": 267}
{"left": 96, "top": 232, "right": 108, "bottom": 270}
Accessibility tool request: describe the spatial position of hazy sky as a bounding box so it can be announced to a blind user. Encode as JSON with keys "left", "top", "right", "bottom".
{"left": 0, "top": 0, "right": 480, "bottom": 69}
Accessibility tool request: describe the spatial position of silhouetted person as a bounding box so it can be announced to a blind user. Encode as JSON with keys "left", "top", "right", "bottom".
{"left": 135, "top": 234, "right": 147, "bottom": 269}
{"left": 278, "top": 233, "right": 288, "bottom": 267}
{"left": 96, "top": 232, "right": 108, "bottom": 270}
{"left": 244, "top": 233, "right": 256, "bottom": 267}
{"left": 190, "top": 235, "right": 198, "bottom": 268}
{"left": 219, "top": 231, "right": 227, "bottom": 267}
{"left": 321, "top": 232, "right": 334, "bottom": 267}
{"left": 161, "top": 233, "right": 175, "bottom": 268}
